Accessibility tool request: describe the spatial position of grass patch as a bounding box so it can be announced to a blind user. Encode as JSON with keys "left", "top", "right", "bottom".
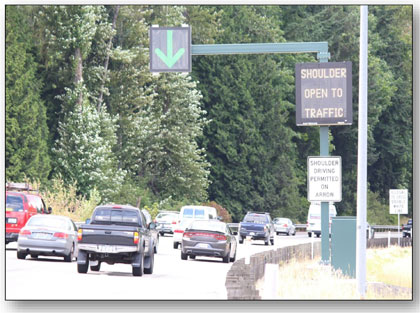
{"left": 263, "top": 246, "right": 412, "bottom": 300}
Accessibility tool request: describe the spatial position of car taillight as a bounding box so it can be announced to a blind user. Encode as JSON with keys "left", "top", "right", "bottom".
{"left": 174, "top": 229, "right": 184, "bottom": 234}
{"left": 214, "top": 234, "right": 227, "bottom": 241}
{"left": 133, "top": 232, "right": 139, "bottom": 244}
{"left": 54, "top": 232, "right": 68, "bottom": 239}
{"left": 283, "top": 224, "right": 288, "bottom": 227}
{"left": 172, "top": 221, "right": 177, "bottom": 224}
{"left": 77, "top": 229, "right": 83, "bottom": 241}
{"left": 19, "top": 229, "right": 31, "bottom": 236}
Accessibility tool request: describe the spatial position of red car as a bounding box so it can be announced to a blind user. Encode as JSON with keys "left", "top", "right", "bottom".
{"left": 5, "top": 183, "right": 51, "bottom": 244}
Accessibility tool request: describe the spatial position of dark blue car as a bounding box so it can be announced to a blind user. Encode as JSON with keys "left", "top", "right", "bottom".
{"left": 238, "top": 212, "right": 275, "bottom": 246}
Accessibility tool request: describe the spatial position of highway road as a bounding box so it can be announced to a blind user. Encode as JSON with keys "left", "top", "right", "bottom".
{"left": 5, "top": 231, "right": 400, "bottom": 300}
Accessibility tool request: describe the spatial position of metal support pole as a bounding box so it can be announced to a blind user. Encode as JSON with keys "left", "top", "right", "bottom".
{"left": 398, "top": 213, "right": 400, "bottom": 246}
{"left": 356, "top": 5, "right": 368, "bottom": 299}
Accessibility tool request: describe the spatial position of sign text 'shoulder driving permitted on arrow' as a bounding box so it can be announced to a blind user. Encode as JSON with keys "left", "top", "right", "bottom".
{"left": 389, "top": 189, "right": 408, "bottom": 215}
{"left": 307, "top": 156, "right": 342, "bottom": 202}
{"left": 150, "top": 26, "right": 191, "bottom": 72}
{"left": 296, "top": 62, "right": 352, "bottom": 126}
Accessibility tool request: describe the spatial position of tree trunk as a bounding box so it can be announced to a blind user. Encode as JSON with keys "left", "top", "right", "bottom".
{"left": 97, "top": 5, "right": 120, "bottom": 112}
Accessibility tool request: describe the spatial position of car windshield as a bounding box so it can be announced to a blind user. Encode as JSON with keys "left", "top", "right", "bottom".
{"left": 188, "top": 221, "right": 225, "bottom": 233}
{"left": 243, "top": 215, "right": 268, "bottom": 224}
{"left": 27, "top": 216, "right": 68, "bottom": 229}
{"left": 156, "top": 213, "right": 177, "bottom": 220}
{"left": 92, "top": 207, "right": 139, "bottom": 226}
{"left": 6, "top": 195, "right": 24, "bottom": 212}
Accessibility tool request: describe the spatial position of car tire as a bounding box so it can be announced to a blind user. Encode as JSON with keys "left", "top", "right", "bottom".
{"left": 264, "top": 238, "right": 270, "bottom": 246}
{"left": 287, "top": 230, "right": 290, "bottom": 236}
{"left": 154, "top": 238, "right": 159, "bottom": 254}
{"left": 173, "top": 242, "right": 179, "bottom": 249}
{"left": 181, "top": 251, "right": 188, "bottom": 260}
{"left": 293, "top": 231, "right": 296, "bottom": 236}
{"left": 190, "top": 255, "right": 196, "bottom": 260}
{"left": 316, "top": 233, "right": 320, "bottom": 238}
{"left": 17, "top": 251, "right": 27, "bottom": 260}
{"left": 230, "top": 250, "right": 236, "bottom": 262}
{"left": 132, "top": 252, "right": 144, "bottom": 277}
{"left": 30, "top": 254, "right": 38, "bottom": 259}
{"left": 222, "top": 253, "right": 230, "bottom": 263}
{"left": 270, "top": 238, "right": 274, "bottom": 245}
{"left": 239, "top": 237, "right": 244, "bottom": 244}
{"left": 144, "top": 253, "right": 154, "bottom": 274}
{"left": 160, "top": 232, "right": 164, "bottom": 237}
{"left": 90, "top": 262, "right": 101, "bottom": 272}
{"left": 77, "top": 260, "right": 89, "bottom": 274}
{"left": 308, "top": 232, "right": 312, "bottom": 238}
{"left": 64, "top": 244, "right": 74, "bottom": 262}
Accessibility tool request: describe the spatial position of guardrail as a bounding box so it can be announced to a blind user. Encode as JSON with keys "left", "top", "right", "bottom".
{"left": 228, "top": 223, "right": 403, "bottom": 232}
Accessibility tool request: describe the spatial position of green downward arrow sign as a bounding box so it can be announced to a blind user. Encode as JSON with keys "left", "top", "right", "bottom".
{"left": 155, "top": 30, "right": 185, "bottom": 68}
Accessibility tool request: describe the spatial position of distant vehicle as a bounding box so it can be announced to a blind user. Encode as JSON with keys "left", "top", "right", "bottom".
{"left": 6, "top": 182, "right": 52, "bottom": 245}
{"left": 77, "top": 205, "right": 155, "bottom": 276}
{"left": 238, "top": 212, "right": 275, "bottom": 245}
{"left": 402, "top": 219, "right": 412, "bottom": 238}
{"left": 141, "top": 209, "right": 159, "bottom": 253}
{"left": 306, "top": 202, "right": 337, "bottom": 238}
{"left": 155, "top": 211, "right": 179, "bottom": 236}
{"left": 173, "top": 205, "right": 218, "bottom": 249}
{"left": 181, "top": 220, "right": 237, "bottom": 263}
{"left": 17, "top": 215, "right": 78, "bottom": 262}
{"left": 273, "top": 218, "right": 296, "bottom": 236}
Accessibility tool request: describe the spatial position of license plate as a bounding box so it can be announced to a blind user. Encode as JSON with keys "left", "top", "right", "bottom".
{"left": 196, "top": 243, "right": 210, "bottom": 249}
{"left": 250, "top": 232, "right": 255, "bottom": 236}
{"left": 7, "top": 218, "right": 17, "bottom": 224}
{"left": 98, "top": 245, "right": 116, "bottom": 253}
{"left": 32, "top": 232, "right": 52, "bottom": 239}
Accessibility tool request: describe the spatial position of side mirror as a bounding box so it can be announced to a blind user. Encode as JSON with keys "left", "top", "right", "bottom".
{"left": 85, "top": 218, "right": 91, "bottom": 224}
{"left": 47, "top": 207, "right": 52, "bottom": 214}
{"left": 217, "top": 216, "right": 223, "bottom": 221}
{"left": 149, "top": 222, "right": 156, "bottom": 230}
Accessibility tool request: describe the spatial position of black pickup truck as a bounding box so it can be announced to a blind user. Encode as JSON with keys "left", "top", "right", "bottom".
{"left": 77, "top": 205, "right": 155, "bottom": 276}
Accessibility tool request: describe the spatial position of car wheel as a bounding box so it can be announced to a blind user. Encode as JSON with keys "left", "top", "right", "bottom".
{"left": 239, "top": 237, "right": 244, "bottom": 244}
{"left": 17, "top": 251, "right": 27, "bottom": 260}
{"left": 154, "top": 238, "right": 159, "bottom": 254}
{"left": 64, "top": 244, "right": 75, "bottom": 262}
{"left": 144, "top": 252, "right": 154, "bottom": 274}
{"left": 316, "top": 233, "right": 320, "bottom": 238}
{"left": 77, "top": 259, "right": 89, "bottom": 274}
{"left": 270, "top": 238, "right": 274, "bottom": 245}
{"left": 132, "top": 252, "right": 144, "bottom": 277}
{"left": 308, "top": 232, "right": 312, "bottom": 238}
{"left": 173, "top": 242, "right": 179, "bottom": 249}
{"left": 30, "top": 254, "right": 38, "bottom": 259}
{"left": 190, "top": 255, "right": 196, "bottom": 260}
{"left": 264, "top": 238, "right": 269, "bottom": 246}
{"left": 287, "top": 230, "right": 290, "bottom": 236}
{"left": 90, "top": 262, "right": 101, "bottom": 272}
{"left": 293, "top": 231, "right": 296, "bottom": 236}
{"left": 222, "top": 252, "right": 230, "bottom": 263}
{"left": 230, "top": 249, "right": 236, "bottom": 262}
{"left": 181, "top": 251, "right": 188, "bottom": 260}
{"left": 160, "top": 232, "right": 164, "bottom": 237}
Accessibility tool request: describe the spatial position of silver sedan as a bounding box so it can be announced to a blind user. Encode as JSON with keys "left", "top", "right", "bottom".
{"left": 273, "top": 218, "right": 296, "bottom": 236}
{"left": 17, "top": 215, "right": 78, "bottom": 262}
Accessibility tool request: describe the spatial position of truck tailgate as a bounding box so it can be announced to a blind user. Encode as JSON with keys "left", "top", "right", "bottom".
{"left": 79, "top": 224, "right": 138, "bottom": 246}
{"left": 240, "top": 222, "right": 265, "bottom": 231}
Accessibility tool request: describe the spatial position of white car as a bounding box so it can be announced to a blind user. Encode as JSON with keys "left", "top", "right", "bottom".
{"left": 306, "top": 202, "right": 337, "bottom": 238}
{"left": 273, "top": 218, "right": 296, "bottom": 236}
{"left": 155, "top": 211, "right": 179, "bottom": 236}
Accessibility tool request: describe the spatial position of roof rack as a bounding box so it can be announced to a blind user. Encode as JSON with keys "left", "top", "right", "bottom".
{"left": 6, "top": 182, "right": 38, "bottom": 193}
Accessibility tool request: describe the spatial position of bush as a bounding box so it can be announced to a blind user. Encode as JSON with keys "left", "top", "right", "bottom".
{"left": 40, "top": 176, "right": 100, "bottom": 222}
{"left": 202, "top": 201, "right": 232, "bottom": 223}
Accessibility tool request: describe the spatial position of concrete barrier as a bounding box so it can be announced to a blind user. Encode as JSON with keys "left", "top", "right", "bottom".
{"left": 225, "top": 242, "right": 322, "bottom": 299}
{"left": 225, "top": 237, "right": 412, "bottom": 299}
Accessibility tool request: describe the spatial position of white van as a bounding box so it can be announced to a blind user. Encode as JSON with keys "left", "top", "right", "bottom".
{"left": 306, "top": 202, "right": 337, "bottom": 238}
{"left": 173, "top": 205, "right": 218, "bottom": 249}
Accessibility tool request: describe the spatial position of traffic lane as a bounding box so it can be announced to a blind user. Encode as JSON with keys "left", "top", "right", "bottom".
{"left": 6, "top": 235, "right": 231, "bottom": 300}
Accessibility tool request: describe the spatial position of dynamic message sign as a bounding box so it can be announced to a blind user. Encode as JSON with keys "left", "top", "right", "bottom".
{"left": 296, "top": 62, "right": 352, "bottom": 126}
{"left": 389, "top": 189, "right": 408, "bottom": 214}
{"left": 150, "top": 26, "right": 191, "bottom": 72}
{"left": 308, "top": 156, "right": 342, "bottom": 202}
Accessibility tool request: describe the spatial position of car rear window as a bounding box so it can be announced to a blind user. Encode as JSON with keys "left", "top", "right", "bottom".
{"left": 183, "top": 208, "right": 206, "bottom": 219}
{"left": 27, "top": 216, "right": 68, "bottom": 229}
{"left": 243, "top": 214, "right": 268, "bottom": 224}
{"left": 189, "top": 221, "right": 226, "bottom": 233}
{"left": 6, "top": 195, "right": 24, "bottom": 212}
{"left": 93, "top": 208, "right": 139, "bottom": 226}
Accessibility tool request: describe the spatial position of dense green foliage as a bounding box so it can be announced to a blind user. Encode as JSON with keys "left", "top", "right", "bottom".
{"left": 5, "top": 5, "right": 412, "bottom": 223}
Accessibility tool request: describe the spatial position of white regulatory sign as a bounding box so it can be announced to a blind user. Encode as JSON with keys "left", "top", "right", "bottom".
{"left": 307, "top": 156, "right": 342, "bottom": 202}
{"left": 389, "top": 189, "right": 408, "bottom": 214}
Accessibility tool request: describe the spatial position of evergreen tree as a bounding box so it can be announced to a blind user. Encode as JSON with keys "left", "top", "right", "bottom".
{"left": 5, "top": 6, "right": 51, "bottom": 183}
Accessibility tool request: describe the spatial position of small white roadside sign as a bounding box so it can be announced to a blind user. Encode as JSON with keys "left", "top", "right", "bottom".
{"left": 389, "top": 189, "right": 408, "bottom": 214}
{"left": 307, "top": 156, "right": 342, "bottom": 202}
